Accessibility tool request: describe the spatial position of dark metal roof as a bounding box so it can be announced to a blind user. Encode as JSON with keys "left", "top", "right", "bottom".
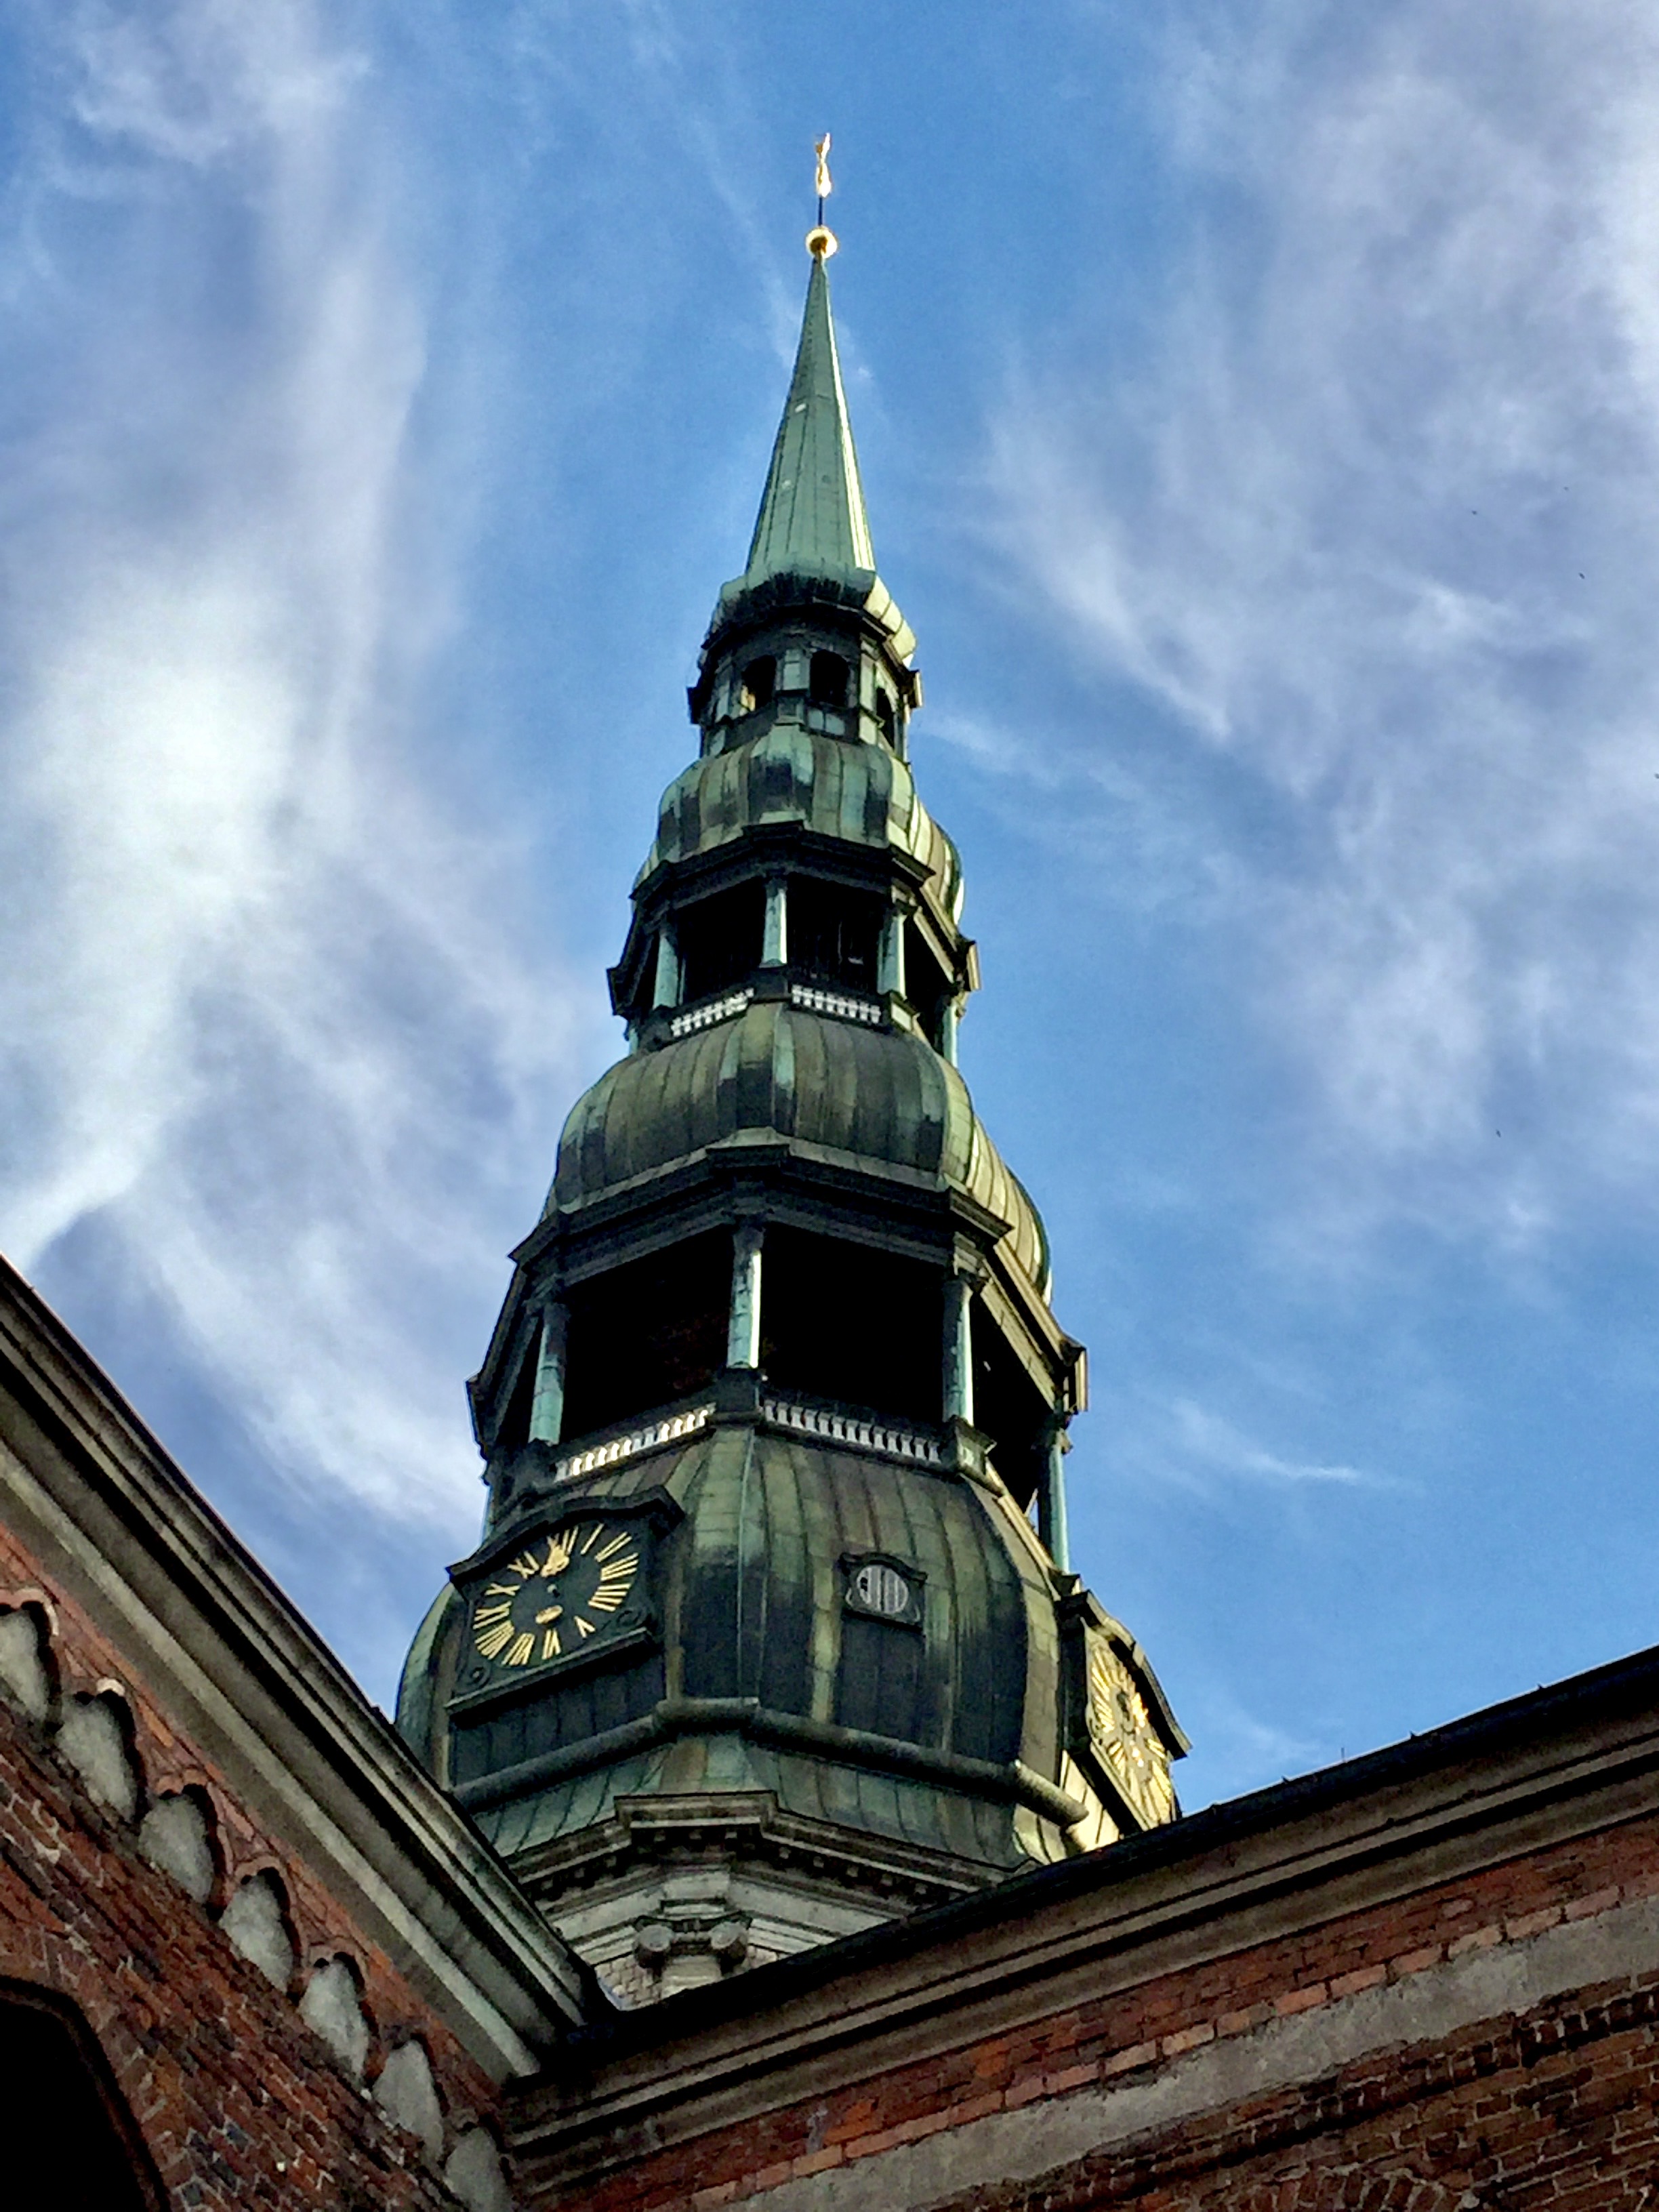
{"left": 742, "top": 254, "right": 874, "bottom": 590}
{"left": 403, "top": 1422, "right": 1077, "bottom": 1873}
{"left": 549, "top": 1000, "right": 1051, "bottom": 1294}
{"left": 642, "top": 722, "right": 962, "bottom": 922}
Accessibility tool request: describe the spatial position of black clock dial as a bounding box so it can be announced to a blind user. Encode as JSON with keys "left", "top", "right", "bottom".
{"left": 472, "top": 1521, "right": 640, "bottom": 1671}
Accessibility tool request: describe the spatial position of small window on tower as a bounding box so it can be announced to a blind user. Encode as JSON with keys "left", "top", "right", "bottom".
{"left": 843, "top": 1554, "right": 924, "bottom": 1628}
{"left": 740, "top": 657, "right": 775, "bottom": 712}
{"left": 809, "top": 651, "right": 850, "bottom": 708}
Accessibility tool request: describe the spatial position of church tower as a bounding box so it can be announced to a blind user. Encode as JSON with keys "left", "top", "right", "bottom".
{"left": 398, "top": 210, "right": 1185, "bottom": 2006}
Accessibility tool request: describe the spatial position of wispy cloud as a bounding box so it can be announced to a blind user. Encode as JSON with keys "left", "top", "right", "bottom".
{"left": 985, "top": 0, "right": 1659, "bottom": 1249}
{"left": 1169, "top": 1400, "right": 1370, "bottom": 1488}
{"left": 0, "top": 0, "right": 594, "bottom": 1521}
{"left": 1105, "top": 1392, "right": 1379, "bottom": 1497}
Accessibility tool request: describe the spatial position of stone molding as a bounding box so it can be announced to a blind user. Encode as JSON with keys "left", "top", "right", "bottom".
{"left": 693, "top": 1883, "right": 1659, "bottom": 2211}
{"left": 509, "top": 1641, "right": 1659, "bottom": 2188}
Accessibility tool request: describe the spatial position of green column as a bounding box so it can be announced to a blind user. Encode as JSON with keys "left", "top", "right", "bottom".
{"left": 727, "top": 1223, "right": 764, "bottom": 1370}
{"left": 941, "top": 1273, "right": 974, "bottom": 1425}
{"left": 762, "top": 878, "right": 788, "bottom": 967}
{"left": 529, "top": 1303, "right": 567, "bottom": 1445}
{"left": 1038, "top": 1413, "right": 1071, "bottom": 1572}
{"left": 879, "top": 905, "right": 906, "bottom": 998}
{"left": 652, "top": 922, "right": 680, "bottom": 1010}
{"left": 939, "top": 998, "right": 961, "bottom": 1067}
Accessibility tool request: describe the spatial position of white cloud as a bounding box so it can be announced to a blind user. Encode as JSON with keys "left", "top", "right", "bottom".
{"left": 987, "top": 0, "right": 1659, "bottom": 1247}
{"left": 0, "top": 0, "right": 596, "bottom": 1520}
{"left": 1169, "top": 1400, "right": 1370, "bottom": 1489}
{"left": 1104, "top": 1392, "right": 1377, "bottom": 1497}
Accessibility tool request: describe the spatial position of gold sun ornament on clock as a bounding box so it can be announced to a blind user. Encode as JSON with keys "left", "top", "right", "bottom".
{"left": 471, "top": 1521, "right": 640, "bottom": 1671}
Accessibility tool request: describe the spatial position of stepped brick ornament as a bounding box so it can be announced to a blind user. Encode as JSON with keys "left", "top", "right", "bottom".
{"left": 397, "top": 168, "right": 1186, "bottom": 2005}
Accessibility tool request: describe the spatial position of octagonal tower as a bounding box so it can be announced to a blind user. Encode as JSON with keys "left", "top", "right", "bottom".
{"left": 398, "top": 228, "right": 1185, "bottom": 2006}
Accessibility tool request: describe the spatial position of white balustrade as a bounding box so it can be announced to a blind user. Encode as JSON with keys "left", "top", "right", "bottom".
{"left": 759, "top": 1396, "right": 944, "bottom": 1468}
{"left": 788, "top": 982, "right": 883, "bottom": 1026}
{"left": 670, "top": 989, "right": 753, "bottom": 1039}
{"left": 554, "top": 1404, "right": 716, "bottom": 1482}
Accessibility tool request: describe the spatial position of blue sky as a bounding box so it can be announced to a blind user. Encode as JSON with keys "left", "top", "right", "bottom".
{"left": 3, "top": 0, "right": 1658, "bottom": 1811}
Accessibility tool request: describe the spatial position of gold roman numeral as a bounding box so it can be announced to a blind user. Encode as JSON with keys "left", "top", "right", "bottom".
{"left": 541, "top": 1627, "right": 561, "bottom": 1660}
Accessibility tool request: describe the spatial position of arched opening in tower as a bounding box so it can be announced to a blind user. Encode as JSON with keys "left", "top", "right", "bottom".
{"left": 808, "top": 650, "right": 850, "bottom": 707}
{"left": 561, "top": 1233, "right": 731, "bottom": 1441}
{"left": 903, "top": 918, "right": 954, "bottom": 1050}
{"left": 969, "top": 1310, "right": 1052, "bottom": 1513}
{"left": 790, "top": 878, "right": 883, "bottom": 995}
{"left": 759, "top": 1226, "right": 939, "bottom": 1425}
{"left": 676, "top": 881, "right": 764, "bottom": 1006}
{"left": 739, "top": 655, "right": 776, "bottom": 712}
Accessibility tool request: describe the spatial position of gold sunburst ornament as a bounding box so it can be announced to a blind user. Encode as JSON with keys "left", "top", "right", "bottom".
{"left": 806, "top": 131, "right": 838, "bottom": 260}
{"left": 471, "top": 1521, "right": 640, "bottom": 1671}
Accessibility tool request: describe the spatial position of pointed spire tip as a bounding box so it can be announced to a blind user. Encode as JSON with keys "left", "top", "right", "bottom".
{"left": 739, "top": 228, "right": 874, "bottom": 586}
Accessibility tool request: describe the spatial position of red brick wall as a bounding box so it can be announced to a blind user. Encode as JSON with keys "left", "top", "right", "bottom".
{"left": 0, "top": 1530, "right": 506, "bottom": 2204}
{"left": 558, "top": 1809, "right": 1659, "bottom": 2212}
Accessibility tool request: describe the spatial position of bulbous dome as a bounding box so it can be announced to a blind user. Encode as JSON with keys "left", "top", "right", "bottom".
{"left": 398, "top": 1419, "right": 1065, "bottom": 1877}
{"left": 550, "top": 1000, "right": 1051, "bottom": 1298}
{"left": 644, "top": 724, "right": 964, "bottom": 924}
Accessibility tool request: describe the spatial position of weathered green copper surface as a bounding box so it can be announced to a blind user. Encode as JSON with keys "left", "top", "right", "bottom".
{"left": 705, "top": 258, "right": 915, "bottom": 664}
{"left": 550, "top": 999, "right": 1051, "bottom": 1296}
{"left": 642, "top": 722, "right": 963, "bottom": 923}
{"left": 743, "top": 255, "right": 874, "bottom": 590}
{"left": 402, "top": 1424, "right": 1065, "bottom": 1873}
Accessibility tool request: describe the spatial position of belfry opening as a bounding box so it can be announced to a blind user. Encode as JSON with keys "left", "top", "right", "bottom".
{"left": 398, "top": 217, "right": 1185, "bottom": 2005}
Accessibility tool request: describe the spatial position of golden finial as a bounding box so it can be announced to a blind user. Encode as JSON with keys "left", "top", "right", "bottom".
{"left": 806, "top": 132, "right": 838, "bottom": 259}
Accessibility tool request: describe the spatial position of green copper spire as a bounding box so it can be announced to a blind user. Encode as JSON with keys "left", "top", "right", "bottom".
{"left": 744, "top": 251, "right": 875, "bottom": 586}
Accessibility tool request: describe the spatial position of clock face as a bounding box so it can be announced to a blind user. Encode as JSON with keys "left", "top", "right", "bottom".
{"left": 1086, "top": 1641, "right": 1175, "bottom": 1828}
{"left": 471, "top": 1521, "right": 640, "bottom": 1672}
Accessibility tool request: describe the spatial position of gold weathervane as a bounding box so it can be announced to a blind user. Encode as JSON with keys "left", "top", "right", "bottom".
{"left": 806, "top": 133, "right": 838, "bottom": 260}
